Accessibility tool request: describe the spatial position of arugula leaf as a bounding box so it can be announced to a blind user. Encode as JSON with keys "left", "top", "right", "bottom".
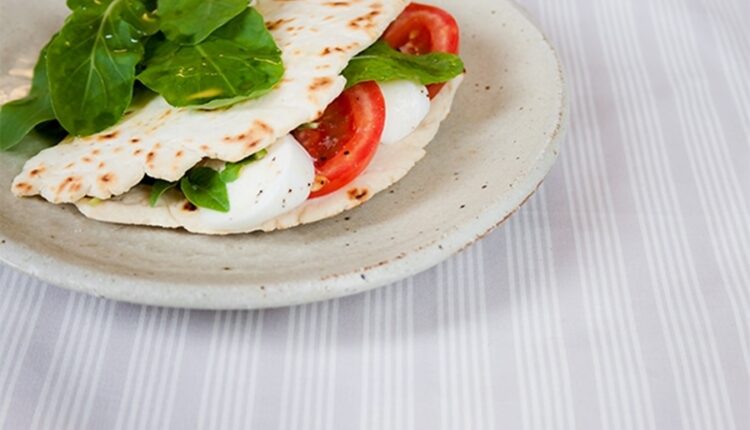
{"left": 157, "top": 0, "right": 247, "bottom": 45}
{"left": 343, "top": 41, "right": 464, "bottom": 88}
{"left": 0, "top": 46, "right": 56, "bottom": 150}
{"left": 180, "top": 167, "right": 230, "bottom": 212}
{"left": 46, "top": 0, "right": 159, "bottom": 136}
{"left": 138, "top": 8, "right": 284, "bottom": 108}
{"left": 220, "top": 149, "right": 267, "bottom": 183}
{"left": 148, "top": 179, "right": 177, "bottom": 207}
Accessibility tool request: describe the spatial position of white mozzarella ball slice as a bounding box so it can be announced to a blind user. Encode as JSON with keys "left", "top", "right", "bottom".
{"left": 171, "top": 135, "right": 315, "bottom": 234}
{"left": 378, "top": 80, "right": 431, "bottom": 145}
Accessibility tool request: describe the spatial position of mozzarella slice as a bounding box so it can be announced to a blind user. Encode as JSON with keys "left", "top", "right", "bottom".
{"left": 169, "top": 135, "right": 315, "bottom": 234}
{"left": 378, "top": 80, "right": 431, "bottom": 145}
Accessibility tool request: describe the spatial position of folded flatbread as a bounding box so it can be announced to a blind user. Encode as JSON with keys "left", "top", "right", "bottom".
{"left": 11, "top": 0, "right": 465, "bottom": 235}
{"left": 12, "top": 0, "right": 409, "bottom": 203}
{"left": 76, "top": 76, "right": 462, "bottom": 234}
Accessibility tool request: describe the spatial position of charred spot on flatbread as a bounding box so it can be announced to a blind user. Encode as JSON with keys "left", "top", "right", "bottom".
{"left": 98, "top": 131, "right": 119, "bottom": 140}
{"left": 309, "top": 77, "right": 334, "bottom": 92}
{"left": 266, "top": 18, "right": 294, "bottom": 31}
{"left": 14, "top": 182, "right": 33, "bottom": 194}
{"left": 98, "top": 173, "right": 114, "bottom": 184}
{"left": 349, "top": 11, "right": 381, "bottom": 31}
{"left": 29, "top": 166, "right": 45, "bottom": 177}
{"left": 347, "top": 188, "right": 370, "bottom": 201}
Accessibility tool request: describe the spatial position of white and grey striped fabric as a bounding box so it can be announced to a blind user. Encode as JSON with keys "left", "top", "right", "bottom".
{"left": 1, "top": 0, "right": 749, "bottom": 428}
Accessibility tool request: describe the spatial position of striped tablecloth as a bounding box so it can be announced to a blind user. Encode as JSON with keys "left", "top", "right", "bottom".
{"left": 1, "top": 0, "right": 749, "bottom": 428}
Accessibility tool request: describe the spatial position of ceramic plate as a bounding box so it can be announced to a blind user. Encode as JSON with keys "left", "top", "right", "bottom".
{"left": 0, "top": 0, "right": 566, "bottom": 309}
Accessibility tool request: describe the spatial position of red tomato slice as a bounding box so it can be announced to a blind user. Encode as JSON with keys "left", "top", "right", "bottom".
{"left": 293, "top": 82, "right": 386, "bottom": 199}
{"left": 383, "top": 3, "right": 461, "bottom": 98}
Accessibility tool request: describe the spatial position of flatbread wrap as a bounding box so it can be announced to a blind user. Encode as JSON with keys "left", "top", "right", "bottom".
{"left": 3, "top": 1, "right": 465, "bottom": 235}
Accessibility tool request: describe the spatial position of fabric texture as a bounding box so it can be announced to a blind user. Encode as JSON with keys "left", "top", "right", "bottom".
{"left": 1, "top": 0, "right": 749, "bottom": 428}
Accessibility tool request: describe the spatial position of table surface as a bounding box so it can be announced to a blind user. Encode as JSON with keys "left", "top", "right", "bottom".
{"left": 2, "top": 0, "right": 749, "bottom": 428}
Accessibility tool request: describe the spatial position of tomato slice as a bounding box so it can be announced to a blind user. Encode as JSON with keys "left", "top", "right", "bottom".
{"left": 293, "top": 82, "right": 385, "bottom": 199}
{"left": 383, "top": 3, "right": 461, "bottom": 98}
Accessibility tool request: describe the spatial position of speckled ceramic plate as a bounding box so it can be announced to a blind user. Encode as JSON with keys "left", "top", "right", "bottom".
{"left": 0, "top": 0, "right": 565, "bottom": 309}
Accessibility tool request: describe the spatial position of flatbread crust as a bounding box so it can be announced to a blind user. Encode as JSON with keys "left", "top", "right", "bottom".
{"left": 75, "top": 76, "right": 463, "bottom": 234}
{"left": 12, "top": 0, "right": 408, "bottom": 203}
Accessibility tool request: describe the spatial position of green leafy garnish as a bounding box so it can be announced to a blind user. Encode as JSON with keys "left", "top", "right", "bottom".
{"left": 148, "top": 179, "right": 177, "bottom": 207}
{"left": 149, "top": 150, "right": 268, "bottom": 210}
{"left": 180, "top": 167, "right": 230, "bottom": 212}
{"left": 343, "top": 41, "right": 464, "bottom": 88}
{"left": 0, "top": 46, "right": 55, "bottom": 150}
{"left": 220, "top": 149, "right": 267, "bottom": 183}
{"left": 46, "top": 0, "right": 159, "bottom": 136}
{"left": 157, "top": 0, "right": 247, "bottom": 45}
{"left": 2, "top": 1, "right": 286, "bottom": 153}
{"left": 138, "top": 8, "right": 284, "bottom": 108}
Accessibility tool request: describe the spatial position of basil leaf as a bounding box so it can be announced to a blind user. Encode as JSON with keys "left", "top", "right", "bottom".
{"left": 180, "top": 167, "right": 230, "bottom": 212}
{"left": 220, "top": 149, "right": 267, "bottom": 183}
{"left": 47, "top": 0, "right": 159, "bottom": 136}
{"left": 148, "top": 179, "right": 177, "bottom": 207}
{"left": 157, "top": 0, "right": 247, "bottom": 45}
{"left": 0, "top": 46, "right": 56, "bottom": 150}
{"left": 138, "top": 8, "right": 284, "bottom": 108}
{"left": 154, "top": 149, "right": 267, "bottom": 209}
{"left": 343, "top": 41, "right": 464, "bottom": 88}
